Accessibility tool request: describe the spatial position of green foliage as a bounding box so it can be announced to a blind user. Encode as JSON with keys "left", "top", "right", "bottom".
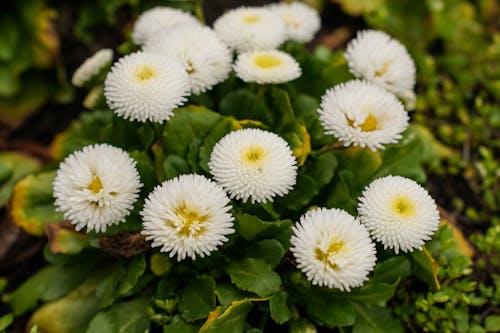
{"left": 0, "top": 151, "right": 41, "bottom": 207}
{"left": 10, "top": 171, "right": 64, "bottom": 236}
{"left": 0, "top": 0, "right": 72, "bottom": 128}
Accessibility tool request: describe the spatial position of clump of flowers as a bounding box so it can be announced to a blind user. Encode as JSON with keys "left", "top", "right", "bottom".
{"left": 5, "top": 3, "right": 446, "bottom": 333}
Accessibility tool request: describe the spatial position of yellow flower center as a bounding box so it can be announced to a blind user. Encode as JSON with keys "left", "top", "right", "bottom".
{"left": 167, "top": 204, "right": 209, "bottom": 237}
{"left": 87, "top": 175, "right": 103, "bottom": 194}
{"left": 253, "top": 54, "right": 283, "bottom": 69}
{"left": 134, "top": 65, "right": 157, "bottom": 82}
{"left": 348, "top": 114, "right": 378, "bottom": 132}
{"left": 315, "top": 240, "right": 345, "bottom": 270}
{"left": 241, "top": 145, "right": 266, "bottom": 165}
{"left": 242, "top": 14, "right": 261, "bottom": 23}
{"left": 374, "top": 62, "right": 389, "bottom": 77}
{"left": 391, "top": 196, "right": 416, "bottom": 218}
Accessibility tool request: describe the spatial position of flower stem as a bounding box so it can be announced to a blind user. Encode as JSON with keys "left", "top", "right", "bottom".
{"left": 194, "top": 0, "right": 205, "bottom": 24}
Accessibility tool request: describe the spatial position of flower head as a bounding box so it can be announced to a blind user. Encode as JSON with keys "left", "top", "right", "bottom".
{"left": 358, "top": 175, "right": 440, "bottom": 253}
{"left": 213, "top": 6, "right": 287, "bottom": 53}
{"left": 345, "top": 30, "right": 416, "bottom": 106}
{"left": 291, "top": 208, "right": 377, "bottom": 291}
{"left": 233, "top": 50, "right": 301, "bottom": 84}
{"left": 318, "top": 80, "right": 409, "bottom": 151}
{"left": 269, "top": 2, "right": 321, "bottom": 43}
{"left": 104, "top": 52, "right": 190, "bottom": 123}
{"left": 141, "top": 174, "right": 234, "bottom": 261}
{"left": 208, "top": 128, "right": 297, "bottom": 203}
{"left": 71, "top": 49, "right": 113, "bottom": 88}
{"left": 132, "top": 6, "right": 200, "bottom": 45}
{"left": 53, "top": 144, "right": 142, "bottom": 233}
{"left": 144, "top": 24, "right": 232, "bottom": 94}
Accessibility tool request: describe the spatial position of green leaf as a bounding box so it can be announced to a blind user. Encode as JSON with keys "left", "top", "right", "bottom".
{"left": 218, "top": 89, "right": 274, "bottom": 125}
{"left": 234, "top": 214, "right": 293, "bottom": 247}
{"left": 485, "top": 315, "right": 500, "bottom": 332}
{"left": 129, "top": 151, "right": 156, "bottom": 195}
{"left": 215, "top": 284, "right": 254, "bottom": 309}
{"left": 150, "top": 253, "right": 173, "bottom": 277}
{"left": 278, "top": 151, "right": 337, "bottom": 211}
{"left": 352, "top": 303, "right": 404, "bottom": 333}
{"left": 199, "top": 300, "right": 253, "bottom": 333}
{"left": 117, "top": 254, "right": 146, "bottom": 296}
{"left": 246, "top": 239, "right": 285, "bottom": 268}
{"left": 163, "top": 154, "right": 190, "bottom": 180}
{"left": 0, "top": 16, "right": 19, "bottom": 62}
{"left": 372, "top": 256, "right": 412, "bottom": 284}
{"left": 163, "top": 315, "right": 197, "bottom": 333}
{"left": 0, "top": 313, "right": 13, "bottom": 331}
{"left": 198, "top": 116, "right": 241, "bottom": 172}
{"left": 10, "top": 171, "right": 63, "bottom": 236}
{"left": 86, "top": 298, "right": 150, "bottom": 333}
{"left": 6, "top": 255, "right": 101, "bottom": 316}
{"left": 0, "top": 74, "right": 50, "bottom": 128}
{"left": 291, "top": 94, "right": 330, "bottom": 147}
{"left": 0, "top": 151, "right": 41, "bottom": 207}
{"left": 27, "top": 264, "right": 121, "bottom": 333}
{"left": 95, "top": 262, "right": 127, "bottom": 309}
{"left": 375, "top": 128, "right": 427, "bottom": 182}
{"left": 226, "top": 258, "right": 281, "bottom": 297}
{"left": 411, "top": 245, "right": 441, "bottom": 290}
{"left": 303, "top": 289, "right": 356, "bottom": 327}
{"left": 336, "top": 280, "right": 400, "bottom": 307}
{"left": 178, "top": 275, "right": 216, "bottom": 322}
{"left": 270, "top": 291, "right": 293, "bottom": 324}
{"left": 45, "top": 224, "right": 89, "bottom": 255}
{"left": 50, "top": 110, "right": 155, "bottom": 161}
{"left": 326, "top": 147, "right": 382, "bottom": 214}
{"left": 272, "top": 88, "right": 311, "bottom": 166}
{"left": 162, "top": 105, "right": 222, "bottom": 157}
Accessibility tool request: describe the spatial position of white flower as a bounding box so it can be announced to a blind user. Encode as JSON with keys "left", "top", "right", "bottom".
{"left": 345, "top": 30, "right": 416, "bottom": 106}
{"left": 358, "top": 175, "right": 440, "bottom": 254}
{"left": 318, "top": 80, "right": 409, "bottom": 151}
{"left": 269, "top": 2, "right": 321, "bottom": 43}
{"left": 104, "top": 52, "right": 190, "bottom": 123}
{"left": 291, "top": 208, "right": 377, "bottom": 291}
{"left": 144, "top": 24, "right": 232, "bottom": 95}
{"left": 208, "top": 128, "right": 297, "bottom": 203}
{"left": 53, "top": 144, "right": 142, "bottom": 233}
{"left": 141, "top": 174, "right": 234, "bottom": 261}
{"left": 71, "top": 49, "right": 113, "bottom": 88}
{"left": 213, "top": 6, "right": 287, "bottom": 53}
{"left": 132, "top": 6, "right": 200, "bottom": 45}
{"left": 233, "top": 50, "right": 301, "bottom": 84}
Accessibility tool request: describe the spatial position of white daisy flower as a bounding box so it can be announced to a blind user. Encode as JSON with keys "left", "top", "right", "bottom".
{"left": 358, "top": 175, "right": 440, "bottom": 254}
{"left": 53, "top": 144, "right": 142, "bottom": 233}
{"left": 233, "top": 50, "right": 301, "bottom": 84}
{"left": 141, "top": 174, "right": 234, "bottom": 261}
{"left": 132, "top": 6, "right": 200, "bottom": 45}
{"left": 143, "top": 24, "right": 232, "bottom": 95}
{"left": 71, "top": 49, "right": 113, "bottom": 88}
{"left": 104, "top": 52, "right": 190, "bottom": 123}
{"left": 345, "top": 30, "right": 416, "bottom": 106}
{"left": 318, "top": 80, "right": 409, "bottom": 151}
{"left": 269, "top": 2, "right": 321, "bottom": 43}
{"left": 208, "top": 128, "right": 297, "bottom": 203}
{"left": 213, "top": 6, "right": 287, "bottom": 53}
{"left": 291, "top": 208, "right": 377, "bottom": 291}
